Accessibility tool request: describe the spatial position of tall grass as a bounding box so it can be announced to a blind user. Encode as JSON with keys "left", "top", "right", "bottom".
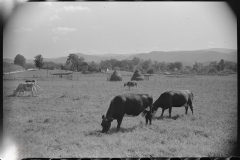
{"left": 3, "top": 74, "right": 237, "bottom": 158}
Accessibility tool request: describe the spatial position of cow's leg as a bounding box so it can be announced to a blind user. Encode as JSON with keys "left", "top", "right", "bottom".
{"left": 185, "top": 104, "right": 189, "bottom": 114}
{"left": 168, "top": 98, "right": 173, "bottom": 118}
{"left": 117, "top": 116, "right": 124, "bottom": 131}
{"left": 169, "top": 107, "right": 172, "bottom": 118}
{"left": 31, "top": 88, "right": 34, "bottom": 97}
{"left": 160, "top": 108, "right": 165, "bottom": 117}
{"left": 145, "top": 116, "right": 148, "bottom": 124}
{"left": 34, "top": 87, "right": 37, "bottom": 96}
{"left": 148, "top": 112, "right": 152, "bottom": 125}
{"left": 189, "top": 101, "right": 193, "bottom": 115}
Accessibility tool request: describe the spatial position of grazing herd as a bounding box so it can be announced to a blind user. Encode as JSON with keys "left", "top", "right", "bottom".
{"left": 102, "top": 80, "right": 194, "bottom": 133}
{"left": 13, "top": 77, "right": 194, "bottom": 134}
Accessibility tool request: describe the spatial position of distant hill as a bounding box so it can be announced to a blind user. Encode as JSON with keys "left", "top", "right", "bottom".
{"left": 3, "top": 62, "right": 24, "bottom": 73}
{"left": 3, "top": 58, "right": 14, "bottom": 63}
{"left": 3, "top": 48, "right": 237, "bottom": 66}
{"left": 126, "top": 49, "right": 237, "bottom": 66}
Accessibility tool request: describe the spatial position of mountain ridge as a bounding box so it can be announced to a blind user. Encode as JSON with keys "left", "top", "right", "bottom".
{"left": 3, "top": 48, "right": 237, "bottom": 66}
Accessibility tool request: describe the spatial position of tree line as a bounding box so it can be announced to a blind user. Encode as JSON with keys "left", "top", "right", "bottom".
{"left": 13, "top": 53, "right": 237, "bottom": 74}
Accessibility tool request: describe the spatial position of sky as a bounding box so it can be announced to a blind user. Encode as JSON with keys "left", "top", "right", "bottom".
{"left": 3, "top": 1, "right": 237, "bottom": 59}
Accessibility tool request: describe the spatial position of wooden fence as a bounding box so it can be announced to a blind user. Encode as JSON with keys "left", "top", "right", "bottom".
{"left": 2, "top": 72, "right": 133, "bottom": 81}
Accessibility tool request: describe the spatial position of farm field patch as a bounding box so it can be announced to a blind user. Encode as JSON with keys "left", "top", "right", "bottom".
{"left": 3, "top": 73, "right": 237, "bottom": 158}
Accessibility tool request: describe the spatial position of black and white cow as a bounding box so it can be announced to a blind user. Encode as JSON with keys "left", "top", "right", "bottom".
{"left": 124, "top": 81, "right": 138, "bottom": 90}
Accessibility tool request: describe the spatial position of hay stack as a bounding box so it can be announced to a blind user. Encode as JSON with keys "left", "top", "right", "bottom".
{"left": 109, "top": 70, "right": 122, "bottom": 81}
{"left": 131, "top": 69, "right": 144, "bottom": 81}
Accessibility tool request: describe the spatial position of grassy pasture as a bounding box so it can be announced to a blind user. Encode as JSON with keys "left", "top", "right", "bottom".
{"left": 3, "top": 71, "right": 237, "bottom": 158}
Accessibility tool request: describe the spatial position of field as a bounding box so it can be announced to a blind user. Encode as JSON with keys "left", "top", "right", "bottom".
{"left": 2, "top": 70, "right": 238, "bottom": 158}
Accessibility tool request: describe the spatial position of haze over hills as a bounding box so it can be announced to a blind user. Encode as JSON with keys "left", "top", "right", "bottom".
{"left": 3, "top": 48, "right": 237, "bottom": 66}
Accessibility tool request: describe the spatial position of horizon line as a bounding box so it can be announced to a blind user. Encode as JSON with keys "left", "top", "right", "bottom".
{"left": 3, "top": 47, "right": 237, "bottom": 60}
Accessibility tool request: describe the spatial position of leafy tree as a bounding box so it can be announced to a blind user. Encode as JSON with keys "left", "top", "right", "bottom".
{"left": 218, "top": 59, "right": 225, "bottom": 71}
{"left": 193, "top": 62, "right": 203, "bottom": 73}
{"left": 225, "top": 61, "right": 237, "bottom": 72}
{"left": 174, "top": 62, "right": 183, "bottom": 70}
{"left": 141, "top": 59, "right": 152, "bottom": 71}
{"left": 60, "top": 64, "right": 65, "bottom": 70}
{"left": 181, "top": 66, "right": 192, "bottom": 74}
{"left": 168, "top": 62, "right": 175, "bottom": 71}
{"left": 34, "top": 54, "right": 44, "bottom": 70}
{"left": 64, "top": 63, "right": 71, "bottom": 71}
{"left": 66, "top": 54, "right": 79, "bottom": 71}
{"left": 100, "top": 60, "right": 112, "bottom": 70}
{"left": 208, "top": 67, "right": 218, "bottom": 74}
{"left": 132, "top": 57, "right": 141, "bottom": 66}
{"left": 76, "top": 57, "right": 85, "bottom": 71}
{"left": 152, "top": 61, "right": 160, "bottom": 72}
{"left": 121, "top": 60, "right": 131, "bottom": 71}
{"left": 134, "top": 64, "right": 144, "bottom": 73}
{"left": 14, "top": 54, "right": 26, "bottom": 68}
{"left": 88, "top": 61, "right": 99, "bottom": 72}
{"left": 185, "top": 65, "right": 192, "bottom": 71}
{"left": 147, "top": 68, "right": 154, "bottom": 74}
{"left": 158, "top": 62, "right": 167, "bottom": 72}
{"left": 113, "top": 66, "right": 120, "bottom": 71}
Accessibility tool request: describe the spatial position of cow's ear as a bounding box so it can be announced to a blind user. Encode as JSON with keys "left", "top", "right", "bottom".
{"left": 108, "top": 118, "right": 113, "bottom": 122}
{"left": 102, "top": 115, "right": 105, "bottom": 119}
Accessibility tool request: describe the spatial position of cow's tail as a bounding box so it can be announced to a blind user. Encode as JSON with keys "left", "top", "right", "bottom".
{"left": 190, "top": 91, "right": 194, "bottom": 100}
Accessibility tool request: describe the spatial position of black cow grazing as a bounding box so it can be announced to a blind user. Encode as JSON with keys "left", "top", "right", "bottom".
{"left": 124, "top": 81, "right": 138, "bottom": 90}
{"left": 152, "top": 90, "right": 194, "bottom": 118}
{"left": 101, "top": 93, "right": 153, "bottom": 133}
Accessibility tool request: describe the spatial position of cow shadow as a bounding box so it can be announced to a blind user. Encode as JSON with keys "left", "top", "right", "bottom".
{"left": 84, "top": 130, "right": 103, "bottom": 137}
{"left": 6, "top": 94, "right": 33, "bottom": 97}
{"left": 153, "top": 114, "right": 182, "bottom": 120}
{"left": 109, "top": 126, "right": 139, "bottom": 134}
{"left": 85, "top": 125, "right": 141, "bottom": 136}
{"left": 6, "top": 94, "right": 15, "bottom": 97}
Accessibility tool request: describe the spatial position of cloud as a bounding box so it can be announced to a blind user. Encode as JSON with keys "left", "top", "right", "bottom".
{"left": 207, "top": 41, "right": 214, "bottom": 48}
{"left": 52, "top": 27, "right": 77, "bottom": 34}
{"left": 52, "top": 36, "right": 59, "bottom": 43}
{"left": 91, "top": 26, "right": 99, "bottom": 29}
{"left": 14, "top": 27, "right": 33, "bottom": 33}
{"left": 57, "top": 5, "right": 92, "bottom": 12}
{"left": 50, "top": 15, "right": 61, "bottom": 21}
{"left": 52, "top": 36, "right": 69, "bottom": 43}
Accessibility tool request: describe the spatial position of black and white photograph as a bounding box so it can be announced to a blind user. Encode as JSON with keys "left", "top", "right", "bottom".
{"left": 2, "top": 1, "right": 238, "bottom": 159}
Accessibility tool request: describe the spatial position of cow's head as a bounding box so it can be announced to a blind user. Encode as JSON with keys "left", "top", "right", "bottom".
{"left": 101, "top": 115, "right": 113, "bottom": 133}
{"left": 124, "top": 83, "right": 127, "bottom": 87}
{"left": 151, "top": 104, "right": 158, "bottom": 118}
